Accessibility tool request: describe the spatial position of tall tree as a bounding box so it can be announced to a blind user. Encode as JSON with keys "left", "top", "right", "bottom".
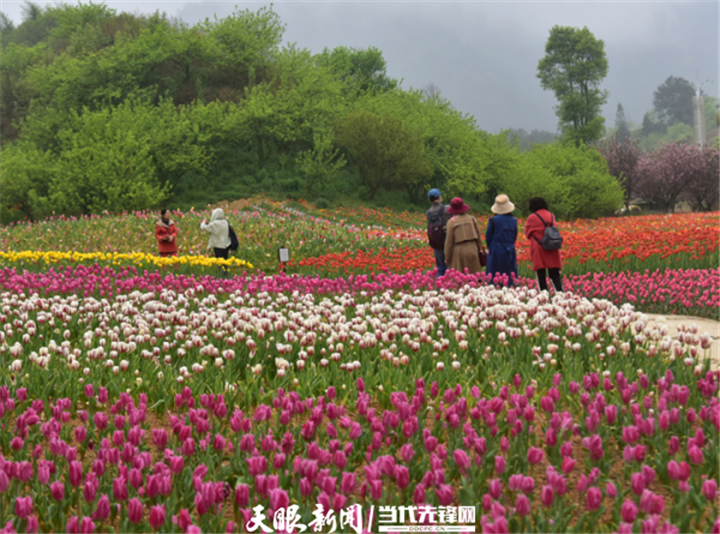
{"left": 653, "top": 76, "right": 695, "bottom": 126}
{"left": 537, "top": 25, "right": 609, "bottom": 146}
{"left": 615, "top": 103, "right": 630, "bottom": 144}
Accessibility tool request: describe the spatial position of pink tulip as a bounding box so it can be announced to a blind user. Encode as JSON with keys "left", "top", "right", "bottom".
{"left": 703, "top": 479, "right": 718, "bottom": 501}
{"left": 50, "top": 481, "right": 64, "bottom": 501}
{"left": 148, "top": 504, "right": 166, "bottom": 530}
{"left": 128, "top": 498, "right": 143, "bottom": 524}
{"left": 642, "top": 465, "right": 656, "bottom": 485}
{"left": 396, "top": 466, "right": 410, "bottom": 490}
{"left": 435, "top": 484, "right": 453, "bottom": 506}
{"left": 541, "top": 485, "right": 554, "bottom": 507}
{"left": 26, "top": 516, "right": 39, "bottom": 534}
{"left": 489, "top": 479, "right": 503, "bottom": 500}
{"left": 561, "top": 457, "right": 576, "bottom": 474}
{"left": 631, "top": 472, "right": 645, "bottom": 496}
{"left": 494, "top": 456, "right": 506, "bottom": 475}
{"left": 92, "top": 495, "right": 110, "bottom": 521}
{"left": 516, "top": 494, "right": 530, "bottom": 516}
{"left": 527, "top": 446, "right": 544, "bottom": 464}
{"left": 586, "top": 487, "right": 602, "bottom": 511}
{"left": 15, "top": 496, "right": 32, "bottom": 519}
{"left": 606, "top": 482, "right": 617, "bottom": 498}
{"left": 688, "top": 446, "right": 704, "bottom": 464}
{"left": 621, "top": 500, "right": 638, "bottom": 523}
{"left": 453, "top": 450, "right": 470, "bottom": 470}
{"left": 69, "top": 461, "right": 83, "bottom": 487}
{"left": 79, "top": 517, "right": 96, "bottom": 534}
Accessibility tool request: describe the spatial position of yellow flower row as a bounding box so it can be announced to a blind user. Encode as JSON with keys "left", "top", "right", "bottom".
{"left": 0, "top": 251, "right": 254, "bottom": 270}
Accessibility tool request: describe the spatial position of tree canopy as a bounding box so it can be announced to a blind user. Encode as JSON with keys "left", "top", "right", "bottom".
{"left": 1, "top": 3, "right": 625, "bottom": 222}
{"left": 537, "top": 25, "right": 609, "bottom": 146}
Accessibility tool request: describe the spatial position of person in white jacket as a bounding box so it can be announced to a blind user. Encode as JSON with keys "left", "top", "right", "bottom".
{"left": 201, "top": 208, "right": 231, "bottom": 276}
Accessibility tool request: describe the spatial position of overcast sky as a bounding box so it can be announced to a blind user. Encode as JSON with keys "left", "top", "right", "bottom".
{"left": 2, "top": 0, "right": 717, "bottom": 133}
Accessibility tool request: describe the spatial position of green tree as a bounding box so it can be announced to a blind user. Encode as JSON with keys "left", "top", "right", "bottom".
{"left": 358, "top": 89, "right": 492, "bottom": 201}
{"left": 336, "top": 109, "right": 432, "bottom": 200}
{"left": 615, "top": 103, "right": 630, "bottom": 144}
{"left": 296, "top": 132, "right": 347, "bottom": 196}
{"left": 653, "top": 76, "right": 694, "bottom": 126}
{"left": 537, "top": 25, "right": 609, "bottom": 146}
{"left": 314, "top": 46, "right": 397, "bottom": 97}
{"left": 505, "top": 142, "right": 623, "bottom": 219}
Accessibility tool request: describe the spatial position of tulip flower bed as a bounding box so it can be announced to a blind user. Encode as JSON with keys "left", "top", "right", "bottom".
{"left": 0, "top": 251, "right": 254, "bottom": 277}
{"left": 1, "top": 205, "right": 717, "bottom": 276}
{"left": 0, "top": 274, "right": 718, "bottom": 534}
{"left": 1, "top": 264, "right": 718, "bottom": 318}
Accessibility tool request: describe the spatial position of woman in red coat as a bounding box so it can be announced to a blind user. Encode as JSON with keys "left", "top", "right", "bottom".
{"left": 524, "top": 197, "right": 563, "bottom": 292}
{"left": 155, "top": 209, "right": 178, "bottom": 257}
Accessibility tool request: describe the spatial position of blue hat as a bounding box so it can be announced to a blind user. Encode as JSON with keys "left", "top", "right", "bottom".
{"left": 428, "top": 189, "right": 441, "bottom": 201}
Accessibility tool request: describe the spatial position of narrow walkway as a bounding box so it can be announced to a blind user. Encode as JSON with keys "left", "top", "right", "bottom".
{"left": 645, "top": 314, "right": 720, "bottom": 370}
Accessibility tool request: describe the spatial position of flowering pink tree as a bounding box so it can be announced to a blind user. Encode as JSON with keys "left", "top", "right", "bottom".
{"left": 684, "top": 145, "right": 720, "bottom": 211}
{"left": 596, "top": 138, "right": 642, "bottom": 205}
{"left": 634, "top": 143, "right": 718, "bottom": 212}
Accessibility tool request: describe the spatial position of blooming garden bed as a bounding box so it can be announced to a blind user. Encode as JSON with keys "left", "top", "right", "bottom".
{"left": 0, "top": 206, "right": 717, "bottom": 533}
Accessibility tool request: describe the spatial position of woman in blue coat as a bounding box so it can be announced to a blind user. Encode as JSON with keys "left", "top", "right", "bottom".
{"left": 485, "top": 194, "right": 518, "bottom": 287}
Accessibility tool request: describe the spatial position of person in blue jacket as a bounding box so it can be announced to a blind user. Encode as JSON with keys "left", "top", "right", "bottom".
{"left": 485, "top": 194, "right": 518, "bottom": 287}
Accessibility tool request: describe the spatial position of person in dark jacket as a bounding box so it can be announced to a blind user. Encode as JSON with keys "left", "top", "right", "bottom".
{"left": 485, "top": 194, "right": 518, "bottom": 287}
{"left": 155, "top": 209, "right": 178, "bottom": 257}
{"left": 525, "top": 197, "right": 564, "bottom": 292}
{"left": 426, "top": 189, "right": 452, "bottom": 278}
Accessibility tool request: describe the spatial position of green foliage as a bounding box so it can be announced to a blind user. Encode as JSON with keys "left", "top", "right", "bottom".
{"left": 0, "top": 4, "right": 628, "bottom": 222}
{"left": 296, "top": 133, "right": 347, "bottom": 197}
{"left": 640, "top": 122, "right": 694, "bottom": 151}
{"left": 314, "top": 45, "right": 397, "bottom": 97}
{"left": 505, "top": 142, "right": 624, "bottom": 219}
{"left": 537, "top": 25, "right": 609, "bottom": 145}
{"left": 359, "top": 89, "right": 492, "bottom": 201}
{"left": 336, "top": 109, "right": 432, "bottom": 200}
{"left": 1, "top": 98, "right": 213, "bottom": 220}
{"left": 505, "top": 128, "right": 557, "bottom": 152}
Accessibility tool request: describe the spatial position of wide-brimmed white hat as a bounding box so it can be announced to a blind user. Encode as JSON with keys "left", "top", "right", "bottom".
{"left": 491, "top": 194, "right": 515, "bottom": 214}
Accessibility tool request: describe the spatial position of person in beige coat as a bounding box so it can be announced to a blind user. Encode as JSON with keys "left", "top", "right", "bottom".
{"left": 444, "top": 197, "right": 484, "bottom": 275}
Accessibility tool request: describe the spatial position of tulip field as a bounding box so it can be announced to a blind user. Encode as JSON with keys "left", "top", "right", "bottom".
{"left": 0, "top": 204, "right": 718, "bottom": 533}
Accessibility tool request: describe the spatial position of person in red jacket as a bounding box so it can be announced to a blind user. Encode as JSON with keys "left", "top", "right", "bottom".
{"left": 155, "top": 209, "right": 178, "bottom": 257}
{"left": 524, "top": 197, "right": 563, "bottom": 292}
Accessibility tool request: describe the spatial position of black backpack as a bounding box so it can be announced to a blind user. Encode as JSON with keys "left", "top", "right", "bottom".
{"left": 427, "top": 206, "right": 446, "bottom": 250}
{"left": 227, "top": 225, "right": 239, "bottom": 252}
{"left": 533, "top": 212, "right": 563, "bottom": 251}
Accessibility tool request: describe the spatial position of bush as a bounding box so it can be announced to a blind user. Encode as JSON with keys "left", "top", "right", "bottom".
{"left": 505, "top": 142, "right": 624, "bottom": 219}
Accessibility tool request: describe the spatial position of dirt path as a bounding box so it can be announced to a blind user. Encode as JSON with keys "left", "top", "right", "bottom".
{"left": 645, "top": 314, "right": 720, "bottom": 370}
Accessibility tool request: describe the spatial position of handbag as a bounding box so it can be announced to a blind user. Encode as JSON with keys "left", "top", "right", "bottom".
{"left": 479, "top": 243, "right": 488, "bottom": 267}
